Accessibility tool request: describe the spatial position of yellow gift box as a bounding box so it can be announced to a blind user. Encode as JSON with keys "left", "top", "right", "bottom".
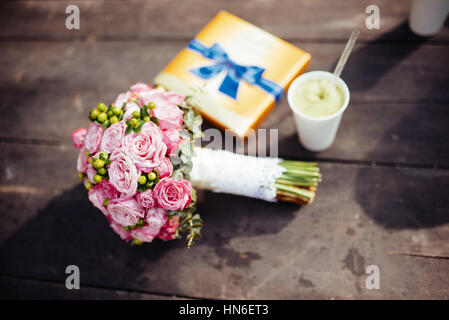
{"left": 154, "top": 11, "right": 311, "bottom": 137}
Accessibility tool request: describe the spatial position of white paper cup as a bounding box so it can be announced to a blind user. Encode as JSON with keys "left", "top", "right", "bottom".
{"left": 409, "top": 0, "right": 449, "bottom": 36}
{"left": 287, "top": 71, "right": 350, "bottom": 152}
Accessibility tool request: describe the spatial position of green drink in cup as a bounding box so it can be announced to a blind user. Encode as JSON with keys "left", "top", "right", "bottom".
{"left": 287, "top": 30, "right": 358, "bottom": 152}
{"left": 287, "top": 71, "right": 350, "bottom": 152}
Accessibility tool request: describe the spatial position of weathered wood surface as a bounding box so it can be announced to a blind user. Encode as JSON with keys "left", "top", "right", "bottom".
{"left": 1, "top": 0, "right": 449, "bottom": 299}
{"left": 0, "top": 276, "right": 183, "bottom": 300}
{"left": 1, "top": 144, "right": 448, "bottom": 299}
{"left": 1, "top": 41, "right": 448, "bottom": 166}
{"left": 1, "top": 0, "right": 449, "bottom": 42}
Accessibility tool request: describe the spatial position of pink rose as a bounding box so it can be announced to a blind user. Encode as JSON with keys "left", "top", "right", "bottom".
{"left": 155, "top": 157, "right": 173, "bottom": 178}
{"left": 130, "top": 82, "right": 152, "bottom": 94}
{"left": 138, "top": 90, "right": 184, "bottom": 108}
{"left": 113, "top": 91, "right": 131, "bottom": 108}
{"left": 153, "top": 178, "right": 192, "bottom": 211}
{"left": 107, "top": 197, "right": 144, "bottom": 227}
{"left": 109, "top": 149, "right": 138, "bottom": 197}
{"left": 158, "top": 215, "right": 180, "bottom": 241}
{"left": 162, "top": 129, "right": 183, "bottom": 156}
{"left": 84, "top": 122, "right": 104, "bottom": 154}
{"left": 163, "top": 92, "right": 185, "bottom": 105}
{"left": 88, "top": 180, "right": 119, "bottom": 216}
{"left": 152, "top": 104, "right": 183, "bottom": 130}
{"left": 130, "top": 225, "right": 156, "bottom": 243}
{"left": 123, "top": 101, "right": 140, "bottom": 122}
{"left": 146, "top": 207, "right": 168, "bottom": 226}
{"left": 77, "top": 147, "right": 89, "bottom": 173}
{"left": 110, "top": 220, "right": 131, "bottom": 241}
{"left": 130, "top": 208, "right": 167, "bottom": 242}
{"left": 124, "top": 121, "right": 167, "bottom": 171}
{"left": 86, "top": 163, "right": 97, "bottom": 184}
{"left": 136, "top": 189, "right": 156, "bottom": 208}
{"left": 72, "top": 128, "right": 87, "bottom": 149}
{"left": 100, "top": 121, "right": 126, "bottom": 154}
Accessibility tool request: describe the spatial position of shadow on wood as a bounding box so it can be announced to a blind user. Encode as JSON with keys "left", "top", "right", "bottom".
{"left": 0, "top": 183, "right": 298, "bottom": 298}
{"left": 338, "top": 21, "right": 429, "bottom": 93}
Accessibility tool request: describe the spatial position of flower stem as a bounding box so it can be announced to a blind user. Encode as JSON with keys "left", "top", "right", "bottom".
{"left": 275, "top": 160, "right": 321, "bottom": 204}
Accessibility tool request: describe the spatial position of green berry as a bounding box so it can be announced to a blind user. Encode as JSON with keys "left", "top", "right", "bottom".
{"left": 88, "top": 157, "right": 93, "bottom": 164}
{"left": 93, "top": 174, "right": 102, "bottom": 183}
{"left": 77, "top": 172, "right": 84, "bottom": 179}
{"left": 107, "top": 110, "right": 114, "bottom": 118}
{"left": 84, "top": 179, "right": 92, "bottom": 190}
{"left": 85, "top": 150, "right": 90, "bottom": 156}
{"left": 143, "top": 116, "right": 150, "bottom": 122}
{"left": 129, "top": 118, "right": 139, "bottom": 127}
{"left": 147, "top": 102, "right": 156, "bottom": 109}
{"left": 97, "top": 167, "right": 107, "bottom": 175}
{"left": 99, "top": 152, "right": 109, "bottom": 160}
{"left": 112, "top": 106, "right": 121, "bottom": 115}
{"left": 110, "top": 116, "right": 119, "bottom": 124}
{"left": 138, "top": 175, "right": 147, "bottom": 185}
{"left": 148, "top": 172, "right": 157, "bottom": 181}
{"left": 93, "top": 159, "right": 105, "bottom": 169}
{"left": 97, "top": 112, "right": 107, "bottom": 123}
{"left": 132, "top": 110, "right": 141, "bottom": 118}
{"left": 97, "top": 102, "right": 107, "bottom": 112}
{"left": 103, "top": 197, "right": 110, "bottom": 207}
{"left": 90, "top": 109, "right": 99, "bottom": 120}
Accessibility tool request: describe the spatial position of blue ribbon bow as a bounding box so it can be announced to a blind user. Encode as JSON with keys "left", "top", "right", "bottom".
{"left": 187, "top": 39, "right": 283, "bottom": 101}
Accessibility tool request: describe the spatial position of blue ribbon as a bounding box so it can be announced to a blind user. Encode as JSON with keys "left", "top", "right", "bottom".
{"left": 187, "top": 39, "right": 283, "bottom": 101}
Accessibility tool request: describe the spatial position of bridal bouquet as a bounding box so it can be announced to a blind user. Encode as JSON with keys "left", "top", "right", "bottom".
{"left": 72, "top": 83, "right": 321, "bottom": 247}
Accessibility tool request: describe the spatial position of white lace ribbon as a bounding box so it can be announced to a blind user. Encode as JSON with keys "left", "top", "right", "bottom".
{"left": 190, "top": 148, "right": 285, "bottom": 202}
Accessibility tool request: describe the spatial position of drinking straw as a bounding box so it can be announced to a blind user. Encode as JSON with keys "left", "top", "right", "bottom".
{"left": 333, "top": 30, "right": 360, "bottom": 78}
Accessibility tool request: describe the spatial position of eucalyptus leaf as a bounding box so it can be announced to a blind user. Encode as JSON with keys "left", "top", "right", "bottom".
{"left": 172, "top": 169, "right": 184, "bottom": 180}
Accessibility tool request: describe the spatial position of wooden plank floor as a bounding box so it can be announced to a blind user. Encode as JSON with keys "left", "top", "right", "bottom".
{"left": 1, "top": 0, "right": 448, "bottom": 299}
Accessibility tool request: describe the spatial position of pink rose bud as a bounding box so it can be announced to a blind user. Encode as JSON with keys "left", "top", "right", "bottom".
{"left": 158, "top": 215, "right": 180, "bottom": 241}
{"left": 123, "top": 101, "right": 140, "bottom": 122}
{"left": 77, "top": 147, "right": 89, "bottom": 173}
{"left": 153, "top": 178, "right": 192, "bottom": 211}
{"left": 155, "top": 157, "right": 173, "bottom": 179}
{"left": 136, "top": 189, "right": 157, "bottom": 208}
{"left": 152, "top": 104, "right": 183, "bottom": 131}
{"left": 130, "top": 82, "right": 152, "bottom": 94}
{"left": 130, "top": 208, "right": 167, "bottom": 243}
{"left": 86, "top": 163, "right": 97, "bottom": 184}
{"left": 72, "top": 128, "right": 87, "bottom": 149}
{"left": 113, "top": 91, "right": 131, "bottom": 107}
{"left": 84, "top": 122, "right": 104, "bottom": 154}
{"left": 162, "top": 129, "right": 183, "bottom": 156}
{"left": 110, "top": 220, "right": 131, "bottom": 241}
{"left": 88, "top": 180, "right": 119, "bottom": 216}
{"left": 107, "top": 197, "right": 145, "bottom": 227}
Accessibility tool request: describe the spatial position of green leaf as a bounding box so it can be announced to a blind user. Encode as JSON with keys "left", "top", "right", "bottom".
{"left": 180, "top": 162, "right": 193, "bottom": 175}
{"left": 102, "top": 120, "right": 110, "bottom": 129}
{"left": 140, "top": 107, "right": 149, "bottom": 119}
{"left": 183, "top": 109, "right": 195, "bottom": 132}
{"left": 171, "top": 169, "right": 184, "bottom": 180}
{"left": 125, "top": 125, "right": 133, "bottom": 135}
{"left": 133, "top": 120, "right": 144, "bottom": 133}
